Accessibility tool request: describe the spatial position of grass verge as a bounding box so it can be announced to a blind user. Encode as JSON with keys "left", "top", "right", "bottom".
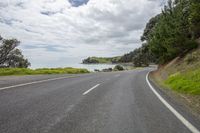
{"left": 0, "top": 67, "right": 90, "bottom": 76}
{"left": 165, "top": 68, "right": 200, "bottom": 95}
{"left": 151, "top": 71, "right": 200, "bottom": 116}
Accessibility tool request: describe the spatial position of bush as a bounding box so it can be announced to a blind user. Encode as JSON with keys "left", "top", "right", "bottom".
{"left": 184, "top": 40, "right": 198, "bottom": 51}
{"left": 114, "top": 65, "right": 124, "bottom": 71}
{"left": 94, "top": 69, "right": 100, "bottom": 72}
{"left": 184, "top": 51, "right": 200, "bottom": 64}
{"left": 102, "top": 68, "right": 113, "bottom": 72}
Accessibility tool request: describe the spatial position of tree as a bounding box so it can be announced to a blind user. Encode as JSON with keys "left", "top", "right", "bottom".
{"left": 0, "top": 35, "right": 30, "bottom": 68}
{"left": 141, "top": 14, "right": 161, "bottom": 42}
{"left": 144, "top": 0, "right": 198, "bottom": 64}
{"left": 189, "top": 0, "right": 200, "bottom": 38}
{"left": 114, "top": 65, "right": 124, "bottom": 71}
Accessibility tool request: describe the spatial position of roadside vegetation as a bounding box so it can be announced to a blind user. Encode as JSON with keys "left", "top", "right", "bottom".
{"left": 143, "top": 0, "right": 200, "bottom": 113}
{"left": 84, "top": 0, "right": 200, "bottom": 69}
{"left": 163, "top": 47, "right": 200, "bottom": 95}
{"left": 150, "top": 47, "right": 200, "bottom": 113}
{"left": 95, "top": 65, "right": 124, "bottom": 72}
{"left": 152, "top": 47, "right": 200, "bottom": 95}
{"left": 142, "top": 0, "right": 200, "bottom": 64}
{"left": 165, "top": 68, "right": 200, "bottom": 95}
{"left": 0, "top": 36, "right": 30, "bottom": 68}
{"left": 0, "top": 67, "right": 89, "bottom": 76}
{"left": 114, "top": 65, "right": 124, "bottom": 71}
{"left": 0, "top": 35, "right": 90, "bottom": 76}
{"left": 142, "top": 0, "right": 200, "bottom": 94}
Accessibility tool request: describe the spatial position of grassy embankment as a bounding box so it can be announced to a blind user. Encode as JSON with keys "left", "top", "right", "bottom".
{"left": 152, "top": 46, "right": 200, "bottom": 95}
{"left": 151, "top": 46, "right": 200, "bottom": 113}
{"left": 0, "top": 67, "right": 89, "bottom": 76}
{"left": 165, "top": 68, "right": 200, "bottom": 95}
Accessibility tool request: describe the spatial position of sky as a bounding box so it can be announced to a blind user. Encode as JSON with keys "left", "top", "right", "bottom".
{"left": 0, "top": 0, "right": 164, "bottom": 68}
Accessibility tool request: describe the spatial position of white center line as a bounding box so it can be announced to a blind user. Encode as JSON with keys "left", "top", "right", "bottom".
{"left": 146, "top": 72, "right": 200, "bottom": 133}
{"left": 83, "top": 84, "right": 100, "bottom": 95}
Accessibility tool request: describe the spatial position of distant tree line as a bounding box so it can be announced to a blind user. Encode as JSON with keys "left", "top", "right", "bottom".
{"left": 82, "top": 56, "right": 121, "bottom": 64}
{"left": 118, "top": 43, "right": 157, "bottom": 67}
{"left": 0, "top": 35, "right": 30, "bottom": 68}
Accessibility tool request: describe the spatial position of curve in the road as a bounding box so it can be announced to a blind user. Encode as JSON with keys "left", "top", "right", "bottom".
{"left": 146, "top": 72, "right": 200, "bottom": 133}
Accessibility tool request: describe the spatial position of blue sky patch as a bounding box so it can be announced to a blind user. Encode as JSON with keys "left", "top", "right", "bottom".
{"left": 68, "top": 0, "right": 89, "bottom": 7}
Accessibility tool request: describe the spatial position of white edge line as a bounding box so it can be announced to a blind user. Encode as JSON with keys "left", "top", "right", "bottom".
{"left": 0, "top": 76, "right": 77, "bottom": 91}
{"left": 146, "top": 71, "right": 200, "bottom": 133}
{"left": 83, "top": 84, "right": 100, "bottom": 95}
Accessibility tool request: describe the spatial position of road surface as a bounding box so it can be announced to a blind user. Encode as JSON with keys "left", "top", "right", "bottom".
{"left": 0, "top": 68, "right": 199, "bottom": 133}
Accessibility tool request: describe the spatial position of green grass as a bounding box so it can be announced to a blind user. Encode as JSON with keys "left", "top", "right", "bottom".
{"left": 165, "top": 68, "right": 200, "bottom": 95}
{"left": 0, "top": 67, "right": 90, "bottom": 76}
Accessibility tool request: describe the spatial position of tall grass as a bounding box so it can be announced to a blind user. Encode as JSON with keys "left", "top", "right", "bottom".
{"left": 0, "top": 67, "right": 89, "bottom": 76}
{"left": 165, "top": 68, "right": 200, "bottom": 95}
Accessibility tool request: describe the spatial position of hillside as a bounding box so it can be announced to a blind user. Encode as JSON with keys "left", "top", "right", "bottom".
{"left": 82, "top": 43, "right": 156, "bottom": 66}
{"left": 144, "top": 0, "right": 200, "bottom": 116}
{"left": 82, "top": 56, "right": 121, "bottom": 64}
{"left": 150, "top": 42, "right": 200, "bottom": 113}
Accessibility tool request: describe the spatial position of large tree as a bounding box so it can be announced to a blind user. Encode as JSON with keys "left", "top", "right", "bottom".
{"left": 143, "top": 0, "right": 199, "bottom": 64}
{"left": 189, "top": 0, "right": 200, "bottom": 38}
{"left": 0, "top": 36, "right": 30, "bottom": 68}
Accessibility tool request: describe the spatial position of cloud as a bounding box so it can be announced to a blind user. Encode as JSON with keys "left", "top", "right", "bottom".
{"left": 0, "top": 0, "right": 162, "bottom": 68}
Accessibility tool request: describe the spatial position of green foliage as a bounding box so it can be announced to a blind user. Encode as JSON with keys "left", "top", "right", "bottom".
{"left": 114, "top": 65, "right": 124, "bottom": 71}
{"left": 184, "top": 39, "right": 198, "bottom": 51}
{"left": 189, "top": 0, "right": 200, "bottom": 38}
{"left": 84, "top": 0, "right": 200, "bottom": 67}
{"left": 0, "top": 35, "right": 30, "bottom": 68}
{"left": 141, "top": 14, "right": 161, "bottom": 41}
{"left": 82, "top": 56, "right": 121, "bottom": 64}
{"left": 119, "top": 43, "right": 156, "bottom": 66}
{"left": 102, "top": 68, "right": 113, "bottom": 72}
{"left": 143, "top": 0, "right": 200, "bottom": 64}
{"left": 165, "top": 68, "right": 200, "bottom": 95}
{"left": 0, "top": 67, "right": 89, "bottom": 76}
{"left": 184, "top": 50, "right": 200, "bottom": 64}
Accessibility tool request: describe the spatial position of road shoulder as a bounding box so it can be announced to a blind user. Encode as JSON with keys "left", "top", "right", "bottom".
{"left": 149, "top": 71, "right": 200, "bottom": 131}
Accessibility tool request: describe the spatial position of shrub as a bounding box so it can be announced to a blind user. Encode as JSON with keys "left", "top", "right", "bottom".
{"left": 114, "top": 65, "right": 124, "bottom": 71}
{"left": 184, "top": 40, "right": 198, "bottom": 51}
{"left": 184, "top": 51, "right": 200, "bottom": 64}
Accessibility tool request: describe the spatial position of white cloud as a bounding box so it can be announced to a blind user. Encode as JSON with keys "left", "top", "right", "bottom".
{"left": 0, "top": 0, "right": 162, "bottom": 67}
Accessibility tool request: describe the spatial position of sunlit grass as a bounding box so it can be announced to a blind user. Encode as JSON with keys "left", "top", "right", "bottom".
{"left": 0, "top": 67, "right": 89, "bottom": 76}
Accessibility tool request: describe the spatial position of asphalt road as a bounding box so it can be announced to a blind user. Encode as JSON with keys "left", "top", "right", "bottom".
{"left": 0, "top": 68, "right": 200, "bottom": 133}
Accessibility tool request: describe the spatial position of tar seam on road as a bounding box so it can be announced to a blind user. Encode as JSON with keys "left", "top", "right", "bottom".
{"left": 0, "top": 76, "right": 78, "bottom": 91}
{"left": 146, "top": 72, "right": 200, "bottom": 133}
{"left": 83, "top": 84, "right": 100, "bottom": 95}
